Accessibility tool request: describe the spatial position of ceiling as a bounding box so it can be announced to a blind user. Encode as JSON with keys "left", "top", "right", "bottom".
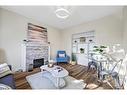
{"left": 1, "top": 6, "right": 123, "bottom": 30}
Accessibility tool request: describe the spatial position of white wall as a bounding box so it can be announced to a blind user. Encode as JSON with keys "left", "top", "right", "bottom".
{"left": 0, "top": 8, "right": 61, "bottom": 71}
{"left": 0, "top": 8, "right": 1, "bottom": 46}
{"left": 123, "top": 7, "right": 127, "bottom": 52}
{"left": 0, "top": 8, "right": 2, "bottom": 63}
{"left": 61, "top": 11, "right": 123, "bottom": 57}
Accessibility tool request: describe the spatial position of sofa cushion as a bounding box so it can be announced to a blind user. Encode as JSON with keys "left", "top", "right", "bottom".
{"left": 0, "top": 74, "right": 16, "bottom": 89}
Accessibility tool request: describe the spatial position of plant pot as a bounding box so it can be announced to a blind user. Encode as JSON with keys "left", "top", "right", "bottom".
{"left": 70, "top": 61, "right": 77, "bottom": 65}
{"left": 80, "top": 50, "right": 84, "bottom": 53}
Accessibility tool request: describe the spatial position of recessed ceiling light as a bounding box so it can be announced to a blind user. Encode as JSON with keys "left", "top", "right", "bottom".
{"left": 55, "top": 8, "right": 70, "bottom": 19}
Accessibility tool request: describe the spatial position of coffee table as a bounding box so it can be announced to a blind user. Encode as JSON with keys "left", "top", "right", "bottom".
{"left": 40, "top": 65, "right": 69, "bottom": 88}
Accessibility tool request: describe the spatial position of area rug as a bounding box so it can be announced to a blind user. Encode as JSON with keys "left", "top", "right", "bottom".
{"left": 26, "top": 72, "right": 86, "bottom": 89}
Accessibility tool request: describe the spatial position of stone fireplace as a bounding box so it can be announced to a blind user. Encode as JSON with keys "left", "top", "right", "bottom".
{"left": 21, "top": 23, "right": 49, "bottom": 71}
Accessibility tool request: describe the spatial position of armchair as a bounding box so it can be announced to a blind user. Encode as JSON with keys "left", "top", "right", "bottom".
{"left": 56, "top": 51, "right": 70, "bottom": 63}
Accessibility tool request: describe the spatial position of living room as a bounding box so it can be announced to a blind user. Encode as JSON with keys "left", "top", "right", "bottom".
{"left": 0, "top": 5, "right": 127, "bottom": 90}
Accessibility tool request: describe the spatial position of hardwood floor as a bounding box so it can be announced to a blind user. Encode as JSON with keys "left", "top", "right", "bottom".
{"left": 14, "top": 63, "right": 113, "bottom": 89}
{"left": 58, "top": 63, "right": 101, "bottom": 89}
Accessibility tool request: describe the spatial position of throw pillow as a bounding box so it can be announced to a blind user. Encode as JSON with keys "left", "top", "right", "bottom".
{"left": 0, "top": 63, "right": 12, "bottom": 78}
{"left": 59, "top": 54, "right": 65, "bottom": 58}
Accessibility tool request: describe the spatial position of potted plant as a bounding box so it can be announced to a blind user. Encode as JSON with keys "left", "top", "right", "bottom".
{"left": 80, "top": 48, "right": 84, "bottom": 53}
{"left": 93, "top": 45, "right": 107, "bottom": 54}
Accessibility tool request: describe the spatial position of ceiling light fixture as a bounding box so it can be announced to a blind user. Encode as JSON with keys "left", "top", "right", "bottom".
{"left": 55, "top": 7, "right": 70, "bottom": 19}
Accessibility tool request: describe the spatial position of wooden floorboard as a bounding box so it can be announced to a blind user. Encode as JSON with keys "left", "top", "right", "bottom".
{"left": 58, "top": 63, "right": 98, "bottom": 83}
